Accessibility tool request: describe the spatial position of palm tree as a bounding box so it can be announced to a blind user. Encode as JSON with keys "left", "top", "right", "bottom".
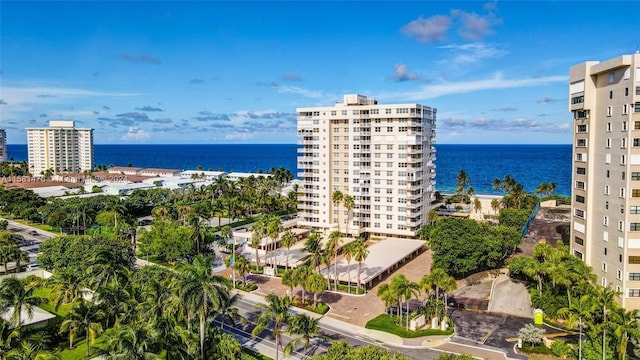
{"left": 456, "top": 169, "right": 470, "bottom": 202}
{"left": 47, "top": 268, "right": 88, "bottom": 310}
{"left": 217, "top": 291, "right": 243, "bottom": 332}
{"left": 285, "top": 314, "right": 320, "bottom": 359}
{"left": 558, "top": 295, "right": 593, "bottom": 360}
{"left": 391, "top": 275, "right": 420, "bottom": 329}
{"left": 104, "top": 323, "right": 160, "bottom": 360}
{"left": 326, "top": 230, "right": 343, "bottom": 290}
{"left": 609, "top": 307, "right": 640, "bottom": 359}
{"left": 281, "top": 269, "right": 297, "bottom": 300}
{"left": 343, "top": 243, "right": 355, "bottom": 294}
{"left": 376, "top": 283, "right": 396, "bottom": 315}
{"left": 0, "top": 278, "right": 44, "bottom": 331}
{"left": 234, "top": 254, "right": 251, "bottom": 285}
{"left": 302, "top": 232, "right": 323, "bottom": 273}
{"left": 59, "top": 301, "right": 103, "bottom": 357}
{"left": 251, "top": 294, "right": 292, "bottom": 360}
{"left": 175, "top": 255, "right": 231, "bottom": 360}
{"left": 87, "top": 247, "right": 132, "bottom": 289}
{"left": 249, "top": 227, "right": 263, "bottom": 269}
{"left": 473, "top": 197, "right": 482, "bottom": 214}
{"left": 331, "top": 190, "right": 344, "bottom": 232}
{"left": 352, "top": 238, "right": 369, "bottom": 292}
{"left": 491, "top": 199, "right": 500, "bottom": 214}
{"left": 594, "top": 285, "right": 618, "bottom": 360}
{"left": 427, "top": 209, "right": 439, "bottom": 225}
{"left": 343, "top": 195, "right": 354, "bottom": 236}
{"left": 280, "top": 229, "right": 297, "bottom": 270}
{"left": 265, "top": 215, "right": 282, "bottom": 271}
{"left": 305, "top": 273, "right": 326, "bottom": 309}
{"left": 294, "top": 265, "right": 311, "bottom": 304}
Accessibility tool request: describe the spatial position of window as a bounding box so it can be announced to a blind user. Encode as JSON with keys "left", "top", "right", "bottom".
{"left": 624, "top": 104, "right": 629, "bottom": 115}
{"left": 608, "top": 72, "right": 615, "bottom": 83}
{"left": 630, "top": 223, "right": 640, "bottom": 231}
{"left": 575, "top": 153, "right": 586, "bottom": 161}
{"left": 574, "top": 236, "right": 584, "bottom": 246}
{"left": 622, "top": 138, "right": 627, "bottom": 148}
{"left": 604, "top": 185, "right": 609, "bottom": 195}
{"left": 602, "top": 262, "right": 608, "bottom": 272}
{"left": 631, "top": 206, "right": 640, "bottom": 214}
{"left": 629, "top": 273, "right": 640, "bottom": 281}
{"left": 572, "top": 95, "right": 584, "bottom": 104}
{"left": 607, "top": 123, "right": 612, "bottom": 132}
{"left": 618, "top": 220, "right": 624, "bottom": 231}
{"left": 630, "top": 256, "right": 640, "bottom": 264}
{"left": 617, "top": 269, "right": 622, "bottom": 280}
{"left": 575, "top": 195, "right": 585, "bottom": 203}
{"left": 623, "top": 121, "right": 628, "bottom": 131}
{"left": 621, "top": 155, "right": 627, "bottom": 165}
{"left": 606, "top": 138, "right": 611, "bottom": 148}
{"left": 633, "top": 172, "right": 640, "bottom": 180}
{"left": 576, "top": 138, "right": 587, "bottom": 147}
{"left": 577, "top": 124, "right": 588, "bottom": 133}
{"left": 603, "top": 216, "right": 609, "bottom": 226}
{"left": 620, "top": 188, "right": 626, "bottom": 198}
{"left": 636, "top": 103, "right": 640, "bottom": 113}
{"left": 574, "top": 209, "right": 585, "bottom": 218}
{"left": 610, "top": 90, "right": 613, "bottom": 99}
{"left": 606, "top": 201, "right": 610, "bottom": 209}
{"left": 577, "top": 167, "right": 586, "bottom": 175}
{"left": 633, "top": 189, "right": 640, "bottom": 197}
{"left": 574, "top": 250, "right": 584, "bottom": 260}
{"left": 629, "top": 289, "right": 640, "bottom": 297}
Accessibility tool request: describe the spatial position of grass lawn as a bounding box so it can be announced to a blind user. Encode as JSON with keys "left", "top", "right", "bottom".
{"left": 365, "top": 314, "right": 454, "bottom": 338}
{"left": 32, "top": 287, "right": 72, "bottom": 317}
{"left": 56, "top": 336, "right": 107, "bottom": 360}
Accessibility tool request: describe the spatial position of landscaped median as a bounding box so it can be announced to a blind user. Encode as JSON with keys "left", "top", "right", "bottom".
{"left": 364, "top": 314, "right": 454, "bottom": 346}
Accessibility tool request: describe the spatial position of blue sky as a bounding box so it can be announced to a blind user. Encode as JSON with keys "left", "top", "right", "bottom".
{"left": 1, "top": 1, "right": 638, "bottom": 144}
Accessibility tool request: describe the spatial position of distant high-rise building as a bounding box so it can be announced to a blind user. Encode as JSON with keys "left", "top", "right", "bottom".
{"left": 0, "top": 129, "right": 6, "bottom": 162}
{"left": 26, "top": 120, "right": 93, "bottom": 176}
{"left": 296, "top": 94, "right": 437, "bottom": 239}
{"left": 570, "top": 53, "right": 640, "bottom": 309}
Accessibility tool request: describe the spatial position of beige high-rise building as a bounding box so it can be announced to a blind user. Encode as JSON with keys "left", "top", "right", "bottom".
{"left": 27, "top": 120, "right": 94, "bottom": 176}
{"left": 570, "top": 54, "right": 640, "bottom": 309}
{"left": 0, "top": 129, "right": 6, "bottom": 162}
{"left": 296, "top": 94, "right": 436, "bottom": 239}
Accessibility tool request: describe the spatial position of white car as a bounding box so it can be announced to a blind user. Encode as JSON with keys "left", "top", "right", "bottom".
{"left": 26, "top": 263, "right": 40, "bottom": 271}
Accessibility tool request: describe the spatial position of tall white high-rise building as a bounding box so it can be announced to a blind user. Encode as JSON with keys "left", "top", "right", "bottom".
{"left": 0, "top": 129, "right": 6, "bottom": 162}
{"left": 296, "top": 94, "right": 437, "bottom": 239}
{"left": 27, "top": 120, "right": 94, "bottom": 176}
{"left": 570, "top": 54, "right": 640, "bottom": 309}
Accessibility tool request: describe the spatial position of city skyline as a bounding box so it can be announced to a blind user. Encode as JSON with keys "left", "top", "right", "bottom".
{"left": 1, "top": 1, "right": 638, "bottom": 144}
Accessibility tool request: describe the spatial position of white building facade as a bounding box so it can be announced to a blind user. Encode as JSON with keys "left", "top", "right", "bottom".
{"left": 27, "top": 120, "right": 94, "bottom": 176}
{"left": 570, "top": 54, "right": 640, "bottom": 310}
{"left": 297, "top": 94, "right": 436, "bottom": 239}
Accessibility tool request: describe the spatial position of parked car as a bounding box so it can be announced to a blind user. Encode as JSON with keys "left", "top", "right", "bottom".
{"left": 26, "top": 263, "right": 40, "bottom": 271}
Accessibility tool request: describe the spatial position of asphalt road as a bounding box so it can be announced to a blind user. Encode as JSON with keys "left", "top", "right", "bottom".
{"left": 233, "top": 296, "right": 447, "bottom": 360}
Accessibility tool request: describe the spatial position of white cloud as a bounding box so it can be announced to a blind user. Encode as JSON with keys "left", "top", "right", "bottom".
{"left": 224, "top": 131, "right": 255, "bottom": 141}
{"left": 121, "top": 127, "right": 150, "bottom": 141}
{"left": 379, "top": 73, "right": 567, "bottom": 101}
{"left": 439, "top": 43, "right": 508, "bottom": 64}
{"left": 276, "top": 85, "right": 326, "bottom": 99}
{"left": 401, "top": 15, "right": 452, "bottom": 43}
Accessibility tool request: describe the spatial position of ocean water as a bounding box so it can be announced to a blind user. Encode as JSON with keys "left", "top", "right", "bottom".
{"left": 5, "top": 144, "right": 572, "bottom": 196}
